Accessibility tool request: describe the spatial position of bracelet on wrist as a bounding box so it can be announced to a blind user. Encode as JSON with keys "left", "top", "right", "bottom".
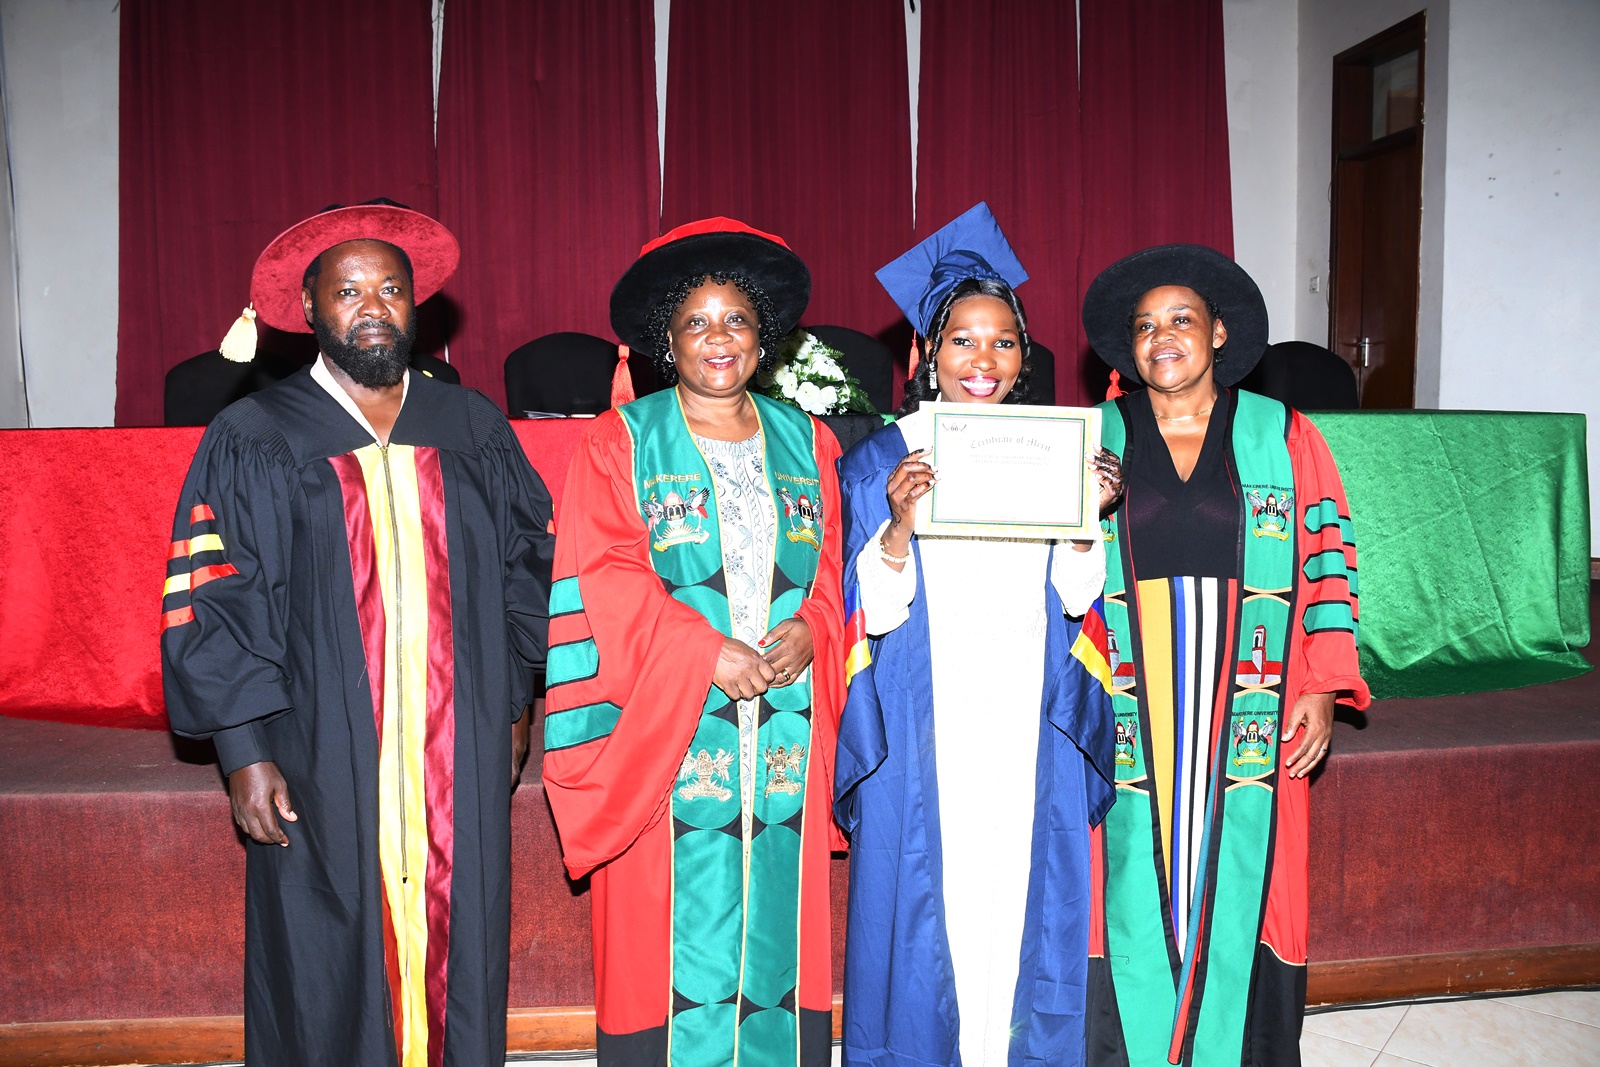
{"left": 878, "top": 536, "right": 911, "bottom": 564}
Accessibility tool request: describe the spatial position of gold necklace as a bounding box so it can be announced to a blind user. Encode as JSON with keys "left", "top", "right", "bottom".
{"left": 1153, "top": 405, "right": 1213, "bottom": 422}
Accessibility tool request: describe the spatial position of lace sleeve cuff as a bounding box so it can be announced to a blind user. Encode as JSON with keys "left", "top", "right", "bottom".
{"left": 1052, "top": 535, "right": 1107, "bottom": 618}
{"left": 856, "top": 518, "right": 918, "bottom": 636}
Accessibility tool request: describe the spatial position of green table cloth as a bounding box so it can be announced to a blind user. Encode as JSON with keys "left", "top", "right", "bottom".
{"left": 1312, "top": 410, "right": 1591, "bottom": 699}
{"left": 811, "top": 409, "right": 1590, "bottom": 699}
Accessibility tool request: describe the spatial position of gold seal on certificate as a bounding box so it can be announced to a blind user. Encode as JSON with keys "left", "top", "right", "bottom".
{"left": 915, "top": 402, "right": 1102, "bottom": 540}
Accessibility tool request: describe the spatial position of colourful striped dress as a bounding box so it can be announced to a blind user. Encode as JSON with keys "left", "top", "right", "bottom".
{"left": 1088, "top": 389, "right": 1370, "bottom": 1067}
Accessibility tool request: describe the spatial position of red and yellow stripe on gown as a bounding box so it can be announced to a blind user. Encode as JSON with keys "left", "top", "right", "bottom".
{"left": 329, "top": 441, "right": 456, "bottom": 1067}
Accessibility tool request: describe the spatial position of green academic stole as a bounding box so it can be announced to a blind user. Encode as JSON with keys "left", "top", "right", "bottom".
{"left": 1097, "top": 391, "right": 1297, "bottom": 1067}
{"left": 618, "top": 388, "right": 824, "bottom": 1067}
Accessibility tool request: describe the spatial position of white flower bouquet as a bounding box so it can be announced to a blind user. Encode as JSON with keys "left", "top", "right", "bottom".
{"left": 756, "top": 329, "right": 877, "bottom": 416}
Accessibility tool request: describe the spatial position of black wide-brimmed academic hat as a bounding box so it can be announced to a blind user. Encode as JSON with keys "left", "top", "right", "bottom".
{"left": 1082, "top": 244, "right": 1268, "bottom": 387}
{"left": 609, "top": 217, "right": 810, "bottom": 354}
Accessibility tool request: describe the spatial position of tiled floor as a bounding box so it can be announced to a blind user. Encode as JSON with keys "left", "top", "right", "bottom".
{"left": 503, "top": 991, "right": 1600, "bottom": 1065}
{"left": 1301, "top": 990, "right": 1600, "bottom": 1066}
{"left": 151, "top": 990, "right": 1600, "bottom": 1065}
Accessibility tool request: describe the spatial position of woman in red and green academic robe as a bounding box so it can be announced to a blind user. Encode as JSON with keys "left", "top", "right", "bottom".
{"left": 1080, "top": 245, "right": 1370, "bottom": 1067}
{"left": 542, "top": 219, "right": 845, "bottom": 1067}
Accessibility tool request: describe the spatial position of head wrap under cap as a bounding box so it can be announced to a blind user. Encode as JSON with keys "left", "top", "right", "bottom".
{"left": 875, "top": 202, "right": 1028, "bottom": 336}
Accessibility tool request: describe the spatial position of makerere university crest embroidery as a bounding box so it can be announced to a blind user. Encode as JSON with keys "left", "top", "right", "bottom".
{"left": 1231, "top": 718, "right": 1276, "bottom": 767}
{"left": 763, "top": 743, "right": 806, "bottom": 797}
{"left": 1247, "top": 488, "right": 1294, "bottom": 541}
{"left": 677, "top": 748, "right": 734, "bottom": 801}
{"left": 642, "top": 487, "right": 712, "bottom": 552}
{"left": 778, "top": 487, "right": 822, "bottom": 549}
{"left": 1114, "top": 717, "right": 1139, "bottom": 768}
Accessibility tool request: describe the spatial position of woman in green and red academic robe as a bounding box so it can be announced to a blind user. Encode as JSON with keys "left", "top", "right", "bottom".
{"left": 542, "top": 219, "right": 845, "bottom": 1067}
{"left": 1080, "top": 245, "right": 1370, "bottom": 1067}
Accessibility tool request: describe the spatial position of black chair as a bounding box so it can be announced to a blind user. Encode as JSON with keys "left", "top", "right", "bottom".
{"left": 504, "top": 332, "right": 662, "bottom": 417}
{"left": 410, "top": 351, "right": 461, "bottom": 384}
{"left": 1238, "top": 340, "right": 1360, "bottom": 411}
{"left": 163, "top": 350, "right": 298, "bottom": 427}
{"left": 806, "top": 325, "right": 896, "bottom": 415}
{"left": 1026, "top": 340, "right": 1058, "bottom": 405}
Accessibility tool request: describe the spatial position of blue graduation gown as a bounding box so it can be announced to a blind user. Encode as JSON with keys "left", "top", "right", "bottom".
{"left": 834, "top": 422, "right": 1117, "bottom": 1067}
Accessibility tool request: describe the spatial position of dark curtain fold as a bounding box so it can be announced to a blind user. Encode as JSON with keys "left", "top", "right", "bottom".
{"left": 116, "top": 1, "right": 438, "bottom": 427}
{"left": 914, "top": 0, "right": 1086, "bottom": 402}
{"left": 435, "top": 0, "right": 660, "bottom": 411}
{"left": 662, "top": 0, "right": 913, "bottom": 342}
{"left": 1078, "top": 0, "right": 1235, "bottom": 395}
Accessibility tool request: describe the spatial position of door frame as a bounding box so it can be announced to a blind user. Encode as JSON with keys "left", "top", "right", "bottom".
{"left": 1327, "top": 11, "right": 1426, "bottom": 406}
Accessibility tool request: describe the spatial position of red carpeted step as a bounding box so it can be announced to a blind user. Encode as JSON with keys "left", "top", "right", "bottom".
{"left": 1310, "top": 645, "right": 1600, "bottom": 961}
{"left": 0, "top": 715, "right": 851, "bottom": 1024}
{"left": 4, "top": 610, "right": 1596, "bottom": 1024}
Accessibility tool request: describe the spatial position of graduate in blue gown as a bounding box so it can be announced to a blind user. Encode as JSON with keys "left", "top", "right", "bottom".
{"left": 833, "top": 205, "right": 1120, "bottom": 1066}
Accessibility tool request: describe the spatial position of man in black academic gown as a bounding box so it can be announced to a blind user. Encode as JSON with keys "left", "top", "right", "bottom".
{"left": 161, "top": 201, "right": 554, "bottom": 1066}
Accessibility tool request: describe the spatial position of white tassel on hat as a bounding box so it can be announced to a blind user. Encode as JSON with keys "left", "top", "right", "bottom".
{"left": 219, "top": 305, "right": 257, "bottom": 363}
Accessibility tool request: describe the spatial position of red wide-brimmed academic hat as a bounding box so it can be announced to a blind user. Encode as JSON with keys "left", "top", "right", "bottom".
{"left": 219, "top": 198, "right": 460, "bottom": 362}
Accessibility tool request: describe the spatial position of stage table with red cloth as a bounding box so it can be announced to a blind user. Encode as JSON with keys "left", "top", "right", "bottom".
{"left": 0, "top": 412, "right": 1594, "bottom": 1065}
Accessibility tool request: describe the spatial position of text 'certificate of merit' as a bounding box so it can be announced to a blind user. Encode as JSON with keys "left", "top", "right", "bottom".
{"left": 916, "top": 403, "right": 1102, "bottom": 540}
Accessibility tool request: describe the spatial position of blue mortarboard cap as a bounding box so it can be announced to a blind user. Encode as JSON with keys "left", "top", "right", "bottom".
{"left": 875, "top": 202, "right": 1028, "bottom": 336}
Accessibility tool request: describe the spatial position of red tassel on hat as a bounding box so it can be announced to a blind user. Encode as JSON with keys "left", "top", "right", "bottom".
{"left": 1105, "top": 368, "right": 1124, "bottom": 401}
{"left": 907, "top": 336, "right": 921, "bottom": 381}
{"left": 611, "top": 344, "right": 636, "bottom": 407}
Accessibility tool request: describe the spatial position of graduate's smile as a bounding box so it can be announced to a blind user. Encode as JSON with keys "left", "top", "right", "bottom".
{"left": 957, "top": 375, "right": 1000, "bottom": 398}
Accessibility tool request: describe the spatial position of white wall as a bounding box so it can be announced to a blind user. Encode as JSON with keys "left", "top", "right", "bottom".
{"left": 1432, "top": 0, "right": 1600, "bottom": 553}
{"left": 0, "top": 0, "right": 118, "bottom": 428}
{"left": 1435, "top": 0, "right": 1599, "bottom": 411}
{"left": 1222, "top": 0, "right": 1300, "bottom": 341}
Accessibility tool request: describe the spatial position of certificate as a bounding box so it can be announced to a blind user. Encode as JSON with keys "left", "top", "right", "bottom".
{"left": 915, "top": 403, "right": 1101, "bottom": 540}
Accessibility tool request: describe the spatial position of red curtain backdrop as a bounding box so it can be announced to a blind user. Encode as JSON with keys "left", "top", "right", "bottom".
{"left": 434, "top": 0, "right": 660, "bottom": 410}
{"left": 113, "top": 1, "right": 1232, "bottom": 418}
{"left": 662, "top": 0, "right": 913, "bottom": 341}
{"left": 116, "top": 1, "right": 439, "bottom": 427}
{"left": 914, "top": 0, "right": 1087, "bottom": 402}
{"left": 1077, "top": 0, "right": 1235, "bottom": 395}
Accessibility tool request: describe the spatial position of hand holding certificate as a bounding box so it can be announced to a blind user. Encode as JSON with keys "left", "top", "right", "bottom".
{"left": 915, "top": 402, "right": 1102, "bottom": 540}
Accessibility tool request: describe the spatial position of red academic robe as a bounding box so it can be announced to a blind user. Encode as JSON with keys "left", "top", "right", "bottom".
{"left": 541, "top": 409, "right": 845, "bottom": 1051}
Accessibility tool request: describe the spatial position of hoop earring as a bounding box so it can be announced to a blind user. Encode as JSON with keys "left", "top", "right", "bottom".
{"left": 666, "top": 350, "right": 675, "bottom": 365}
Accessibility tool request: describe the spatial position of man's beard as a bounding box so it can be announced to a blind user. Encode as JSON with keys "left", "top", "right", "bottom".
{"left": 313, "top": 314, "right": 416, "bottom": 388}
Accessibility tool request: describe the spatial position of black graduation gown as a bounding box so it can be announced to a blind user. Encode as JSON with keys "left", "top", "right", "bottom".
{"left": 160, "top": 368, "right": 554, "bottom": 1066}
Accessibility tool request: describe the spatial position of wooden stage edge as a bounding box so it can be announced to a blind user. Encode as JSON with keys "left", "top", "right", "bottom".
{"left": 4, "top": 945, "right": 1598, "bottom": 1067}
